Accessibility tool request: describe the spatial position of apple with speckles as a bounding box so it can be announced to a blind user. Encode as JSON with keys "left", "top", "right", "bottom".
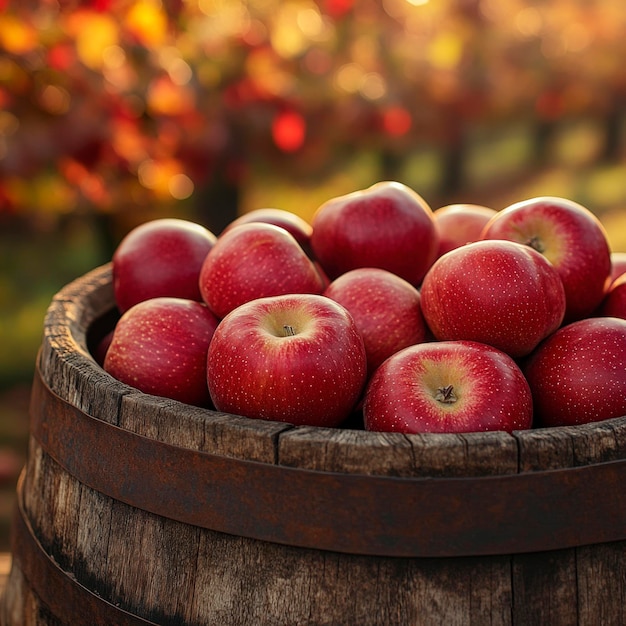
{"left": 104, "top": 297, "right": 220, "bottom": 407}
{"left": 93, "top": 329, "right": 114, "bottom": 366}
{"left": 433, "top": 203, "right": 497, "bottom": 258}
{"left": 480, "top": 196, "right": 612, "bottom": 323}
{"left": 113, "top": 218, "right": 217, "bottom": 313}
{"left": 597, "top": 273, "right": 626, "bottom": 319}
{"left": 363, "top": 340, "right": 533, "bottom": 434}
{"left": 324, "top": 267, "right": 427, "bottom": 377}
{"left": 610, "top": 251, "right": 626, "bottom": 284}
{"left": 206, "top": 293, "right": 367, "bottom": 427}
{"left": 199, "top": 222, "right": 325, "bottom": 319}
{"left": 310, "top": 181, "right": 439, "bottom": 285}
{"left": 523, "top": 317, "right": 626, "bottom": 427}
{"left": 420, "top": 239, "right": 566, "bottom": 359}
{"left": 221, "top": 207, "right": 314, "bottom": 258}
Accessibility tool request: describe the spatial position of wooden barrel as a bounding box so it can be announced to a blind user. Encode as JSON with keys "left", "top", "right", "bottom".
{"left": 3, "top": 263, "right": 626, "bottom": 625}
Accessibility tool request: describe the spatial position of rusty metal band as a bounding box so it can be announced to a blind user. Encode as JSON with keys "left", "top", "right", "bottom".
{"left": 29, "top": 364, "right": 626, "bottom": 558}
{"left": 11, "top": 473, "right": 158, "bottom": 625}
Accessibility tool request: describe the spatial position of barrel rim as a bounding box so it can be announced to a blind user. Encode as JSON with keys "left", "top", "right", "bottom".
{"left": 51, "top": 262, "right": 626, "bottom": 454}
{"left": 29, "top": 352, "right": 626, "bottom": 556}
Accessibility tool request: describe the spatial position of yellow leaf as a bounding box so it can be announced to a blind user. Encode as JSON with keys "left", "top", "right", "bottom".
{"left": 0, "top": 15, "right": 38, "bottom": 55}
{"left": 125, "top": 0, "right": 168, "bottom": 47}
{"left": 428, "top": 32, "right": 463, "bottom": 70}
{"left": 147, "top": 75, "right": 195, "bottom": 115}
{"left": 66, "top": 11, "right": 119, "bottom": 69}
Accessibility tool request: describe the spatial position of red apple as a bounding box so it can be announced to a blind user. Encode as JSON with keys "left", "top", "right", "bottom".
{"left": 310, "top": 181, "right": 439, "bottom": 285}
{"left": 480, "top": 196, "right": 612, "bottom": 323}
{"left": 222, "top": 208, "right": 314, "bottom": 257}
{"left": 324, "top": 267, "right": 427, "bottom": 376}
{"left": 523, "top": 317, "right": 626, "bottom": 427}
{"left": 363, "top": 340, "right": 533, "bottom": 434}
{"left": 199, "top": 222, "right": 325, "bottom": 319}
{"left": 112, "top": 218, "right": 217, "bottom": 313}
{"left": 433, "top": 203, "right": 497, "bottom": 257}
{"left": 104, "top": 297, "right": 220, "bottom": 407}
{"left": 93, "top": 329, "right": 114, "bottom": 366}
{"left": 598, "top": 273, "right": 626, "bottom": 319}
{"left": 420, "top": 239, "right": 566, "bottom": 358}
{"left": 610, "top": 251, "right": 626, "bottom": 284}
{"left": 206, "top": 293, "right": 367, "bottom": 427}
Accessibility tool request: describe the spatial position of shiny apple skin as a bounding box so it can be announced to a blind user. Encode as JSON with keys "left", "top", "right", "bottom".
{"left": 609, "top": 251, "right": 626, "bottom": 284}
{"left": 420, "top": 239, "right": 566, "bottom": 359}
{"left": 113, "top": 218, "right": 217, "bottom": 314}
{"left": 199, "top": 222, "right": 325, "bottom": 319}
{"left": 104, "top": 297, "right": 220, "bottom": 407}
{"left": 324, "top": 267, "right": 427, "bottom": 377}
{"left": 310, "top": 181, "right": 439, "bottom": 286}
{"left": 206, "top": 293, "right": 367, "bottom": 427}
{"left": 481, "top": 196, "right": 612, "bottom": 323}
{"left": 598, "top": 274, "right": 626, "bottom": 319}
{"left": 433, "top": 203, "right": 497, "bottom": 258}
{"left": 523, "top": 317, "right": 626, "bottom": 427}
{"left": 363, "top": 340, "right": 533, "bottom": 434}
{"left": 222, "top": 208, "right": 314, "bottom": 257}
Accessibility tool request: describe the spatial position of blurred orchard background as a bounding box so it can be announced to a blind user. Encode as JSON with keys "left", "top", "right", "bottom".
{"left": 1, "top": 0, "right": 626, "bottom": 548}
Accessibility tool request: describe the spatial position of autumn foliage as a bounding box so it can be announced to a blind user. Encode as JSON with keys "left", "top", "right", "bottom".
{"left": 0, "top": 0, "right": 625, "bottom": 230}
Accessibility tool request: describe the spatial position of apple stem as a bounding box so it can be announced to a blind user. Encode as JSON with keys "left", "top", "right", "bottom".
{"left": 435, "top": 385, "right": 457, "bottom": 404}
{"left": 283, "top": 325, "right": 296, "bottom": 337}
{"left": 525, "top": 235, "right": 545, "bottom": 254}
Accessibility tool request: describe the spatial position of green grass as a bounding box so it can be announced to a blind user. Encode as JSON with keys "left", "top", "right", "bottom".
{"left": 0, "top": 221, "right": 109, "bottom": 388}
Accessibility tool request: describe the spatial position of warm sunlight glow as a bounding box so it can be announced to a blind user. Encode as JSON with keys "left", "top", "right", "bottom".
{"left": 0, "top": 15, "right": 37, "bottom": 54}
{"left": 335, "top": 63, "right": 364, "bottom": 93}
{"left": 272, "top": 110, "right": 306, "bottom": 152}
{"left": 428, "top": 33, "right": 463, "bottom": 70}
{"left": 382, "top": 106, "right": 412, "bottom": 136}
{"left": 169, "top": 173, "right": 194, "bottom": 199}
{"left": 68, "top": 12, "right": 119, "bottom": 69}
{"left": 146, "top": 76, "right": 195, "bottom": 115}
{"left": 125, "top": 0, "right": 168, "bottom": 47}
{"left": 38, "top": 86, "right": 71, "bottom": 115}
{"left": 102, "top": 45, "right": 126, "bottom": 70}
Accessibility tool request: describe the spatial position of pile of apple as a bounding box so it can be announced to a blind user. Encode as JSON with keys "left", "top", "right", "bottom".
{"left": 100, "top": 181, "right": 626, "bottom": 434}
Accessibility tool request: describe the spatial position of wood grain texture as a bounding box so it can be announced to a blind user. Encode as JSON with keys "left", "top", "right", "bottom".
{"left": 3, "top": 263, "right": 626, "bottom": 625}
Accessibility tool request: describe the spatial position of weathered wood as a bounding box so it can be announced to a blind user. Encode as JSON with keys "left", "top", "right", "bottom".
{"left": 3, "top": 263, "right": 626, "bottom": 625}
{"left": 511, "top": 415, "right": 626, "bottom": 626}
{"left": 277, "top": 427, "right": 519, "bottom": 477}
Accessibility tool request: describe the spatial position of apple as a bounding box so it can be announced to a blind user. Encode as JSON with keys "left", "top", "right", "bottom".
{"left": 523, "top": 317, "right": 626, "bottom": 427}
{"left": 93, "top": 329, "right": 114, "bottom": 366}
{"left": 597, "top": 273, "right": 626, "bottom": 319}
{"left": 103, "top": 297, "right": 220, "bottom": 407}
{"left": 313, "top": 261, "right": 331, "bottom": 290}
{"left": 206, "top": 293, "right": 367, "bottom": 427}
{"left": 221, "top": 207, "right": 314, "bottom": 258}
{"left": 323, "top": 267, "right": 427, "bottom": 377}
{"left": 310, "top": 181, "right": 439, "bottom": 285}
{"left": 199, "top": 222, "right": 325, "bottom": 319}
{"left": 363, "top": 340, "right": 533, "bottom": 434}
{"left": 433, "top": 203, "right": 497, "bottom": 258}
{"left": 420, "top": 239, "right": 566, "bottom": 358}
{"left": 480, "top": 196, "right": 612, "bottom": 323}
{"left": 112, "top": 218, "right": 217, "bottom": 313}
{"left": 610, "top": 251, "right": 626, "bottom": 284}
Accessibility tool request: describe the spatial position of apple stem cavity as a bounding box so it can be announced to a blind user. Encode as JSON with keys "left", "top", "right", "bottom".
{"left": 525, "top": 235, "right": 545, "bottom": 254}
{"left": 435, "top": 385, "right": 457, "bottom": 404}
{"left": 283, "top": 324, "right": 297, "bottom": 337}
